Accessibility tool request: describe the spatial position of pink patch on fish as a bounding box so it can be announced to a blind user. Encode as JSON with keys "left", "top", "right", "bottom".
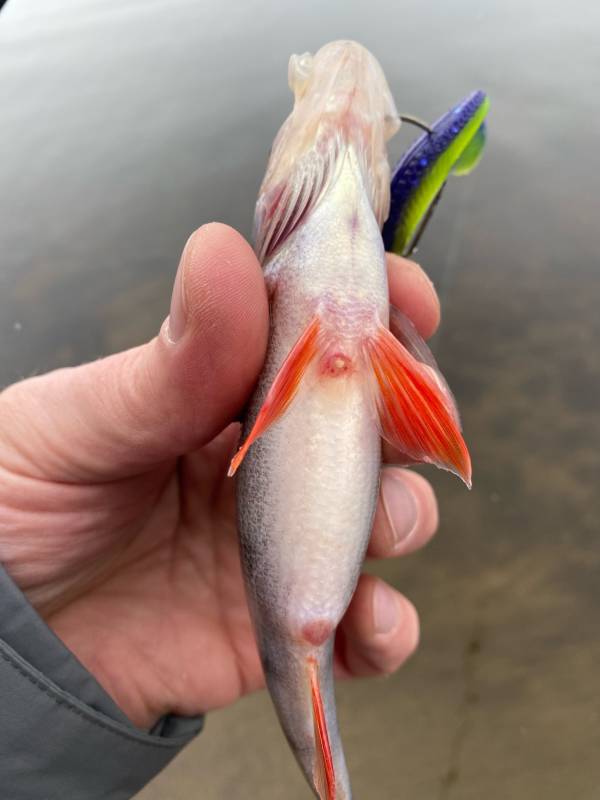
{"left": 302, "top": 620, "right": 334, "bottom": 647}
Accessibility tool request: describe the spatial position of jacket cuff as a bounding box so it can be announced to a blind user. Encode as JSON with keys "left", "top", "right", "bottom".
{"left": 0, "top": 564, "right": 203, "bottom": 800}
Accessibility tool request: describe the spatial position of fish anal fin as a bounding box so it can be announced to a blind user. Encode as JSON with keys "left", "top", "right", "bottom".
{"left": 228, "top": 316, "right": 321, "bottom": 477}
{"left": 308, "top": 658, "right": 336, "bottom": 800}
{"left": 366, "top": 323, "right": 472, "bottom": 487}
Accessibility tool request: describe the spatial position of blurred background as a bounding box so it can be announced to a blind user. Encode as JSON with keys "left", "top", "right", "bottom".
{"left": 1, "top": 1, "right": 599, "bottom": 798}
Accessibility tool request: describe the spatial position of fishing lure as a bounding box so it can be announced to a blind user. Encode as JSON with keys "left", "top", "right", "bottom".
{"left": 383, "top": 89, "right": 489, "bottom": 256}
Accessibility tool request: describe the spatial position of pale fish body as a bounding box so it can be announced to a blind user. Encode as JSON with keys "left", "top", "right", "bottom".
{"left": 231, "top": 41, "right": 471, "bottom": 800}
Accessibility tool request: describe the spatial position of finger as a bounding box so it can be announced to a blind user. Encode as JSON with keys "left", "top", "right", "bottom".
{"left": 386, "top": 253, "right": 440, "bottom": 339}
{"left": 335, "top": 574, "right": 420, "bottom": 678}
{"left": 382, "top": 441, "right": 418, "bottom": 465}
{"left": 0, "top": 224, "right": 269, "bottom": 480}
{"left": 367, "top": 469, "right": 439, "bottom": 559}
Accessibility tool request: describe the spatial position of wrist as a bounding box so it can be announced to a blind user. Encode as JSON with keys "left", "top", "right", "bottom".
{"left": 47, "top": 611, "right": 164, "bottom": 730}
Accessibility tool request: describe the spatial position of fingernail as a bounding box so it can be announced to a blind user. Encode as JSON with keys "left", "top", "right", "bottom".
{"left": 373, "top": 582, "right": 402, "bottom": 635}
{"left": 166, "top": 240, "right": 192, "bottom": 343}
{"left": 381, "top": 471, "right": 419, "bottom": 550}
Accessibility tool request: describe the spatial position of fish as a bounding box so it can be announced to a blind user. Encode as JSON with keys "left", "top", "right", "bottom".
{"left": 229, "top": 40, "right": 472, "bottom": 799}
{"left": 383, "top": 89, "right": 490, "bottom": 256}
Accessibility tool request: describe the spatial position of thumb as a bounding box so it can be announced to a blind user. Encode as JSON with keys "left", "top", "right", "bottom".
{"left": 0, "top": 223, "right": 269, "bottom": 480}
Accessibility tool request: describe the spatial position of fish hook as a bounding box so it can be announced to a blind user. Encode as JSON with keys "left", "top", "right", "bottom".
{"left": 399, "top": 114, "right": 434, "bottom": 135}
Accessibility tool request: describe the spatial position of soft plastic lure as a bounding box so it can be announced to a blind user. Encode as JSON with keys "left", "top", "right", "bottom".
{"left": 382, "top": 89, "right": 489, "bottom": 256}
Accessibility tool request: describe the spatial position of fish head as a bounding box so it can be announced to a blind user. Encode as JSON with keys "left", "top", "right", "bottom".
{"left": 288, "top": 40, "right": 399, "bottom": 143}
{"left": 262, "top": 41, "right": 400, "bottom": 232}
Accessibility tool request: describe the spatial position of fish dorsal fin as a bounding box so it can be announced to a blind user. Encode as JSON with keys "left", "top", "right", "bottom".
{"left": 254, "top": 136, "right": 344, "bottom": 264}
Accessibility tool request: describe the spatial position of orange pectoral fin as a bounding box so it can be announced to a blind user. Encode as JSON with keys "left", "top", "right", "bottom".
{"left": 228, "top": 316, "right": 321, "bottom": 477}
{"left": 366, "top": 323, "right": 472, "bottom": 487}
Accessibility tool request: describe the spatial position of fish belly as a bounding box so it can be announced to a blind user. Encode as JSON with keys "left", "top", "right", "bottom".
{"left": 237, "top": 149, "right": 387, "bottom": 798}
{"left": 238, "top": 148, "right": 386, "bottom": 640}
{"left": 238, "top": 362, "right": 380, "bottom": 635}
{"left": 237, "top": 332, "right": 380, "bottom": 800}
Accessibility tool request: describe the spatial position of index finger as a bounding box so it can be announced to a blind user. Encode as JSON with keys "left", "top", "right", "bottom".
{"left": 386, "top": 253, "right": 440, "bottom": 340}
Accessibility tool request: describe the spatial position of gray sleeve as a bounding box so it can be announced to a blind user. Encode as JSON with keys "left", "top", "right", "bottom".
{"left": 0, "top": 564, "right": 204, "bottom": 800}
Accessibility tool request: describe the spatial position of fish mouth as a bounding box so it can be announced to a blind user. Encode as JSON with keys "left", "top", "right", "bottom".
{"left": 258, "top": 40, "right": 400, "bottom": 246}
{"left": 288, "top": 39, "right": 399, "bottom": 138}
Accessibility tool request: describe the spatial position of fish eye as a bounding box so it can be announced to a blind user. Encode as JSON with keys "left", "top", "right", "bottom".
{"left": 288, "top": 51, "right": 314, "bottom": 98}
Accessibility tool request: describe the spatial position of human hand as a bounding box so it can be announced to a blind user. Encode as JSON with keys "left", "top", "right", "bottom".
{"left": 0, "top": 224, "right": 440, "bottom": 729}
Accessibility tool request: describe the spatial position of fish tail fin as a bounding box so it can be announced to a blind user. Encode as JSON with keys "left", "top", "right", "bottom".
{"left": 308, "top": 657, "right": 336, "bottom": 800}
{"left": 365, "top": 317, "right": 472, "bottom": 487}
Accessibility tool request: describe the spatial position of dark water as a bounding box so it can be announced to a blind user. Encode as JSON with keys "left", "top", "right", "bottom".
{"left": 1, "top": 1, "right": 599, "bottom": 798}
